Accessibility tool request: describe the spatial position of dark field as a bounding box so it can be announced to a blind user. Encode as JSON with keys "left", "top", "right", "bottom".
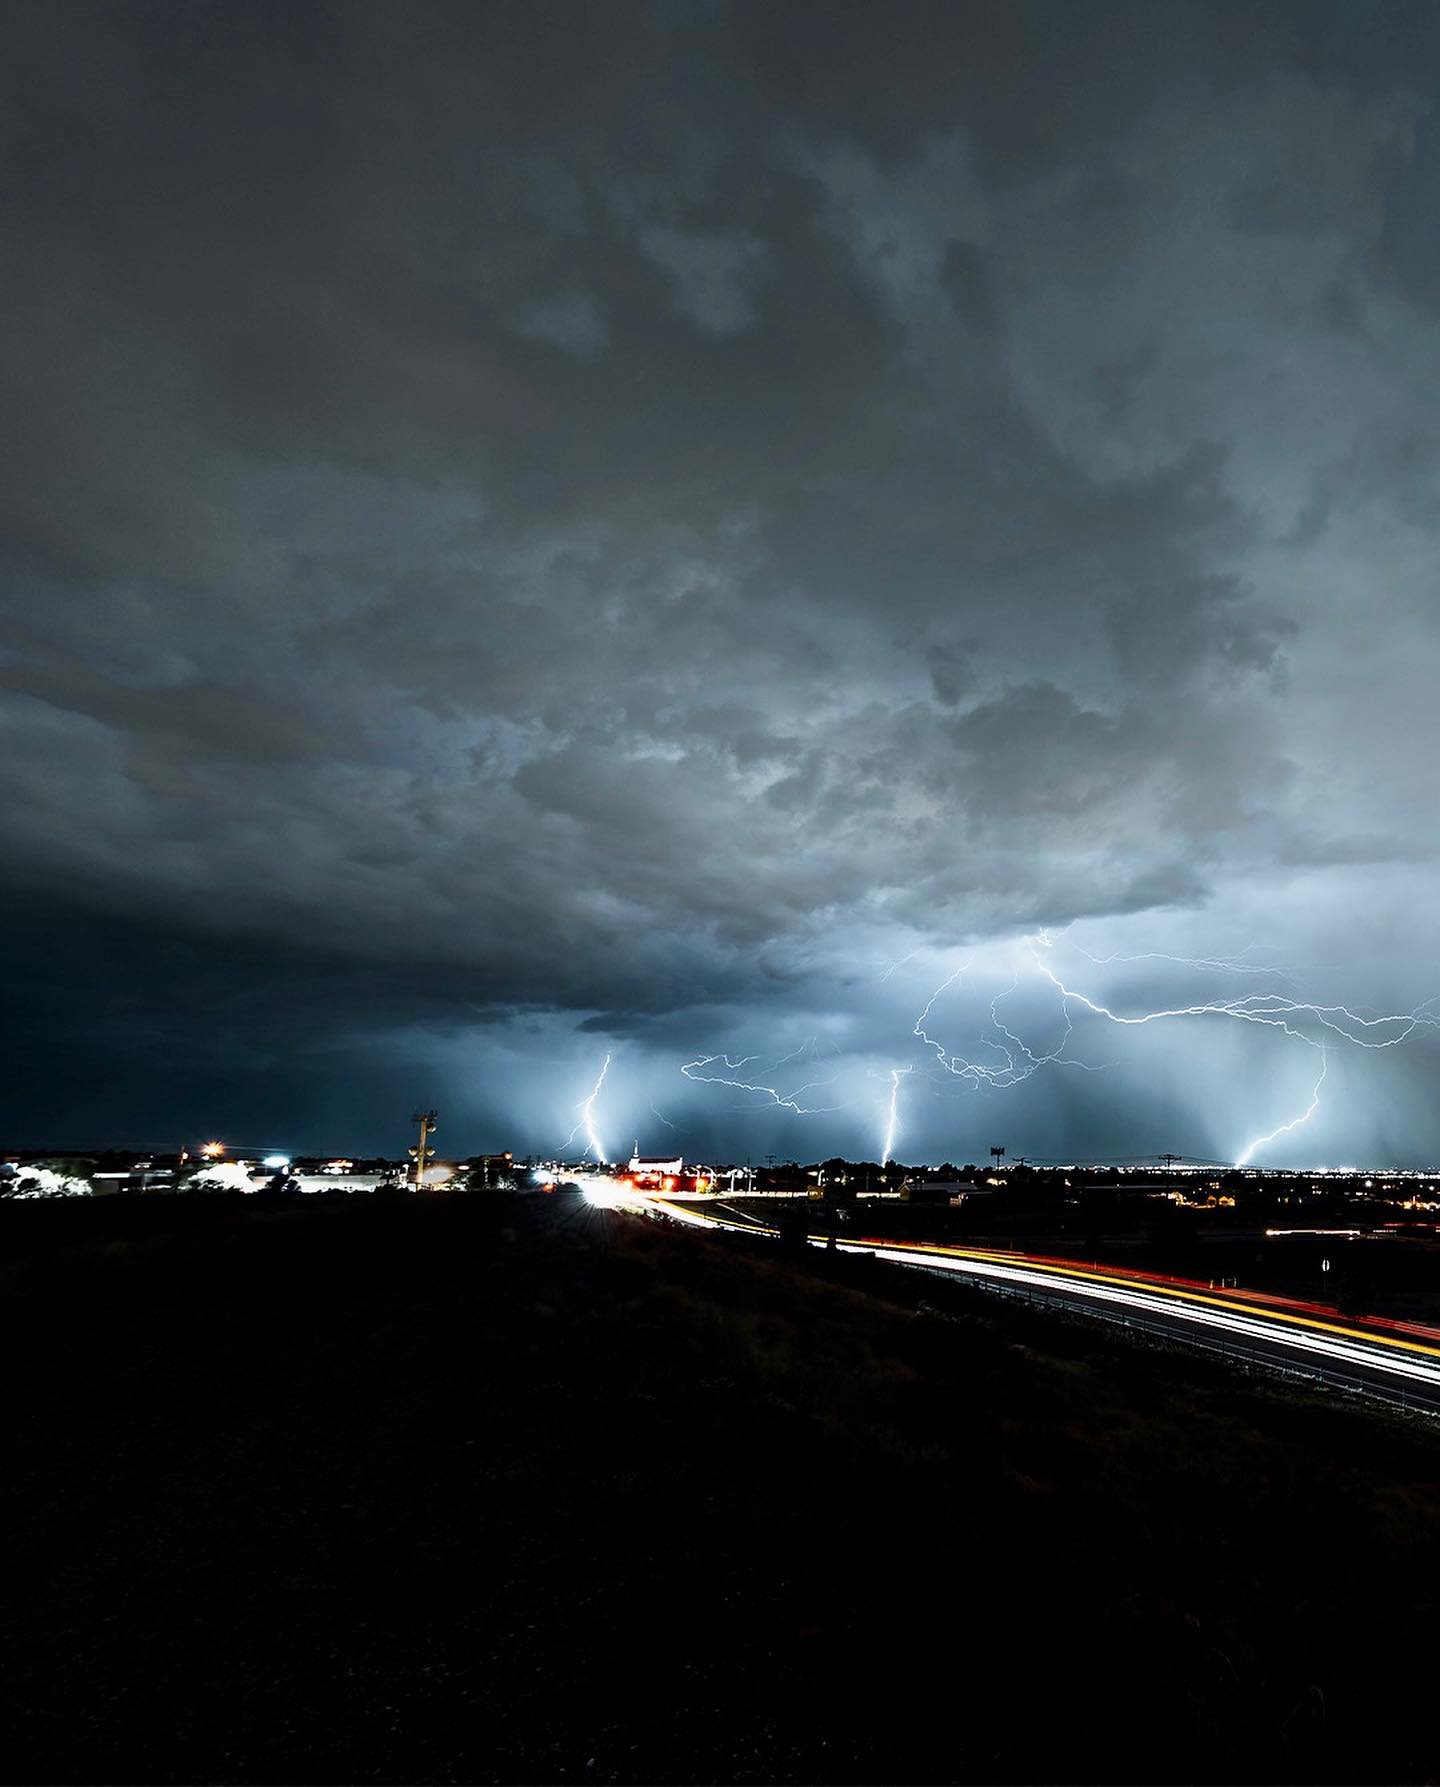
{"left": 2, "top": 1192, "right": 1439, "bottom": 1784}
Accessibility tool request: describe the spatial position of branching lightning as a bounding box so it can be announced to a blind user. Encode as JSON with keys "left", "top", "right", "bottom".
{"left": 909, "top": 931, "right": 1438, "bottom": 1166}
{"left": 913, "top": 956, "right": 1106, "bottom": 1088}
{"left": 648, "top": 1097, "right": 682, "bottom": 1134}
{"left": 1027, "top": 932, "right": 1433, "bottom": 1053}
{"left": 565, "top": 1053, "right": 612, "bottom": 1162}
{"left": 673, "top": 929, "right": 1435, "bottom": 1169}
{"left": 680, "top": 1052, "right": 849, "bottom": 1115}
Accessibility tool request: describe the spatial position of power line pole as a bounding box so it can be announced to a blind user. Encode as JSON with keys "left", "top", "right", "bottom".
{"left": 410, "top": 1109, "right": 438, "bottom": 1191}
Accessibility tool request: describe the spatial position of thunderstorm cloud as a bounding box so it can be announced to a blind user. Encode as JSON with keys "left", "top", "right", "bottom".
{"left": 3, "top": 0, "right": 1440, "bottom": 1165}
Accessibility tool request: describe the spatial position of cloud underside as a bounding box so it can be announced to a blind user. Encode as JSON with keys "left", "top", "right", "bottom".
{"left": 3, "top": 0, "right": 1440, "bottom": 1154}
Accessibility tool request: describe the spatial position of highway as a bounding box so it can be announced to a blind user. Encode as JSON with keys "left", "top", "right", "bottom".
{"left": 583, "top": 1180, "right": 1440, "bottom": 1415}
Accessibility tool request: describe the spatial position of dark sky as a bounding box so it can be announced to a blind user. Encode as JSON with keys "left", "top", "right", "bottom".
{"left": 5, "top": 0, "right": 1440, "bottom": 1166}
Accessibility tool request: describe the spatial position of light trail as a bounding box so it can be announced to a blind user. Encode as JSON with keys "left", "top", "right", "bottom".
{"left": 565, "top": 1053, "right": 612, "bottom": 1163}
{"left": 621, "top": 1189, "right": 1440, "bottom": 1398}
{"left": 851, "top": 1246, "right": 1440, "bottom": 1390}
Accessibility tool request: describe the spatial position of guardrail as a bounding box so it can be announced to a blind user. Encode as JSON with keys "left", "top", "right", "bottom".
{"left": 908, "top": 1266, "right": 1440, "bottom": 1418}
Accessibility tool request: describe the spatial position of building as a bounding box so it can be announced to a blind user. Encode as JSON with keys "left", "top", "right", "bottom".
{"left": 901, "top": 1177, "right": 989, "bottom": 1205}
{"left": 627, "top": 1146, "right": 685, "bottom": 1189}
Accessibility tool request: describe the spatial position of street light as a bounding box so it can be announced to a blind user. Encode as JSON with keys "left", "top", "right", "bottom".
{"left": 409, "top": 1110, "right": 438, "bottom": 1191}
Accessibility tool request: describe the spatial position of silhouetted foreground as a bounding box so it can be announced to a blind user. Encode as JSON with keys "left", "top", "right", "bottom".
{"left": 1, "top": 1192, "right": 1438, "bottom": 1784}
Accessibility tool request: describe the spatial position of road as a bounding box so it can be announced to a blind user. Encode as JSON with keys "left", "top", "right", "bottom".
{"left": 584, "top": 1182, "right": 1440, "bottom": 1415}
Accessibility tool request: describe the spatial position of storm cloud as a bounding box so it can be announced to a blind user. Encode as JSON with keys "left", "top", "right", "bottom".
{"left": 4, "top": 0, "right": 1440, "bottom": 1164}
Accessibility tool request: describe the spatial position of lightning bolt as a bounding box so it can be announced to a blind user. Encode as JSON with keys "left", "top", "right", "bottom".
{"left": 648, "top": 1097, "right": 682, "bottom": 1134}
{"left": 879, "top": 945, "right": 925, "bottom": 982}
{"left": 675, "top": 932, "right": 1434, "bottom": 1170}
{"left": 565, "top": 1053, "right": 612, "bottom": 1163}
{"left": 680, "top": 1052, "right": 849, "bottom": 1115}
{"left": 881, "top": 1066, "right": 912, "bottom": 1163}
{"left": 1025, "top": 934, "right": 1432, "bottom": 1163}
{"left": 906, "top": 933, "right": 1437, "bottom": 1166}
{"left": 1236, "top": 1048, "right": 1328, "bottom": 1168}
{"left": 1027, "top": 933, "right": 1434, "bottom": 1052}
{"left": 913, "top": 953, "right": 1105, "bottom": 1088}
{"left": 1070, "top": 942, "right": 1302, "bottom": 988}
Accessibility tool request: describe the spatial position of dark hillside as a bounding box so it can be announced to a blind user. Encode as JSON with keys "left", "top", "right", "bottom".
{"left": 1, "top": 1193, "right": 1436, "bottom": 1784}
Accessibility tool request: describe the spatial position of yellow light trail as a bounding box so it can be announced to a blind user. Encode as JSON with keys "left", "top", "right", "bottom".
{"left": 621, "top": 1188, "right": 1440, "bottom": 1385}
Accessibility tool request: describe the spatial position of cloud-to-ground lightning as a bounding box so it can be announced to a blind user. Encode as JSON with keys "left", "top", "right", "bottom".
{"left": 881, "top": 1066, "right": 911, "bottom": 1163}
{"left": 1236, "top": 1048, "right": 1329, "bottom": 1168}
{"left": 565, "top": 1053, "right": 612, "bottom": 1162}
{"left": 907, "top": 931, "right": 1438, "bottom": 1166}
{"left": 676, "top": 930, "right": 1435, "bottom": 1169}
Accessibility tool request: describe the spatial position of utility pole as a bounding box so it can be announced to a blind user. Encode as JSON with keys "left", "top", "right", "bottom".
{"left": 409, "top": 1109, "right": 438, "bottom": 1191}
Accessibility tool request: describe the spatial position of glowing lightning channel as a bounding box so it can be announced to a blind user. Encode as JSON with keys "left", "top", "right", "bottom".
{"left": 648, "top": 1098, "right": 682, "bottom": 1135}
{"left": 913, "top": 954, "right": 1104, "bottom": 1088}
{"left": 680, "top": 1052, "right": 849, "bottom": 1115}
{"left": 565, "top": 1053, "right": 612, "bottom": 1163}
{"left": 881, "top": 1066, "right": 912, "bottom": 1163}
{"left": 1024, "top": 934, "right": 1437, "bottom": 1164}
{"left": 1070, "top": 942, "right": 1302, "bottom": 988}
{"left": 907, "top": 932, "right": 1438, "bottom": 1166}
{"left": 1025, "top": 933, "right": 1435, "bottom": 1052}
{"left": 1236, "top": 1048, "right": 1328, "bottom": 1168}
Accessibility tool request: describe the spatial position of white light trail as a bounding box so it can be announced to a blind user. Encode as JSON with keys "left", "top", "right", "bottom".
{"left": 852, "top": 1246, "right": 1440, "bottom": 1389}
{"left": 565, "top": 1053, "right": 612, "bottom": 1162}
{"left": 628, "top": 1195, "right": 1440, "bottom": 1395}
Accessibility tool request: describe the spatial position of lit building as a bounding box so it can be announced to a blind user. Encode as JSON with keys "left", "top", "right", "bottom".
{"left": 628, "top": 1146, "right": 684, "bottom": 1189}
